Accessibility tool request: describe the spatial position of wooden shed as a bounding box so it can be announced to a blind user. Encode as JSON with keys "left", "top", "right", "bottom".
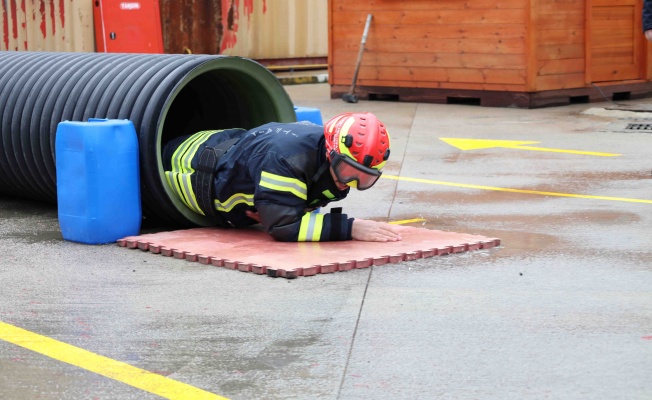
{"left": 328, "top": 0, "right": 652, "bottom": 108}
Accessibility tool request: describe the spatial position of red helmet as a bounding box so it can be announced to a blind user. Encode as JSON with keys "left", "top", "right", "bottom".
{"left": 324, "top": 112, "right": 390, "bottom": 169}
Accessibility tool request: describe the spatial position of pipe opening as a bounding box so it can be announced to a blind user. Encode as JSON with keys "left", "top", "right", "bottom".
{"left": 155, "top": 58, "right": 296, "bottom": 227}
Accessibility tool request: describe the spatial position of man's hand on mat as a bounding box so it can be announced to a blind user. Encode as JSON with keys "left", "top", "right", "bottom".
{"left": 352, "top": 219, "right": 402, "bottom": 242}
{"left": 246, "top": 211, "right": 401, "bottom": 242}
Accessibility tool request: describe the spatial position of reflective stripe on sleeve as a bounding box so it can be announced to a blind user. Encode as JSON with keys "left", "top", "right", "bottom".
{"left": 298, "top": 212, "right": 324, "bottom": 241}
{"left": 259, "top": 171, "right": 308, "bottom": 200}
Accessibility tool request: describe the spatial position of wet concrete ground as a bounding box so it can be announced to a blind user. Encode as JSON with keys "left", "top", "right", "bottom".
{"left": 1, "top": 83, "right": 651, "bottom": 399}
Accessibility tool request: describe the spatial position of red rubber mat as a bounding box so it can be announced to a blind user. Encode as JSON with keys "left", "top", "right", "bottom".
{"left": 117, "top": 226, "right": 500, "bottom": 279}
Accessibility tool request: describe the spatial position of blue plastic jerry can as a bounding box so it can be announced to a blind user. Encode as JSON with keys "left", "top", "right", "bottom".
{"left": 55, "top": 119, "right": 141, "bottom": 244}
{"left": 294, "top": 106, "right": 323, "bottom": 126}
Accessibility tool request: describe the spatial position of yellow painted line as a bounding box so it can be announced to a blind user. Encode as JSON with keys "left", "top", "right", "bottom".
{"left": 0, "top": 321, "right": 228, "bottom": 400}
{"left": 382, "top": 175, "right": 652, "bottom": 204}
{"left": 389, "top": 218, "right": 426, "bottom": 225}
{"left": 440, "top": 138, "right": 621, "bottom": 157}
{"left": 508, "top": 145, "right": 620, "bottom": 157}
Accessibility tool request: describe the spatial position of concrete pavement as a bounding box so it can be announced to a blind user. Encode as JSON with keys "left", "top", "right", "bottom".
{"left": 1, "top": 83, "right": 651, "bottom": 399}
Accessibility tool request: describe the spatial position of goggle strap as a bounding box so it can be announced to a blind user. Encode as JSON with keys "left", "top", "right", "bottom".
{"left": 312, "top": 161, "right": 330, "bottom": 182}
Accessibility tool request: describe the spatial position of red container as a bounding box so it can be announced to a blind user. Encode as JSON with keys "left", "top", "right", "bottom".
{"left": 93, "top": 0, "right": 164, "bottom": 53}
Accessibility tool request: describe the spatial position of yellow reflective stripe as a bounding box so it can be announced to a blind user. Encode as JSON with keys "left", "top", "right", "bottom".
{"left": 164, "top": 171, "right": 189, "bottom": 211}
{"left": 171, "top": 130, "right": 215, "bottom": 172}
{"left": 298, "top": 212, "right": 324, "bottom": 241}
{"left": 165, "top": 171, "right": 180, "bottom": 199}
{"left": 337, "top": 116, "right": 357, "bottom": 159}
{"left": 214, "top": 193, "right": 254, "bottom": 212}
{"left": 322, "top": 190, "right": 336, "bottom": 199}
{"left": 169, "top": 131, "right": 213, "bottom": 211}
{"left": 165, "top": 171, "right": 185, "bottom": 205}
{"left": 167, "top": 130, "right": 218, "bottom": 215}
{"left": 165, "top": 171, "right": 204, "bottom": 215}
{"left": 179, "top": 174, "right": 202, "bottom": 213}
{"left": 259, "top": 171, "right": 308, "bottom": 200}
{"left": 181, "top": 130, "right": 218, "bottom": 171}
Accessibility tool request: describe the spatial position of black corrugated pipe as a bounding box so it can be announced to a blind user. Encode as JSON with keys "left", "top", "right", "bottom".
{"left": 0, "top": 51, "right": 296, "bottom": 227}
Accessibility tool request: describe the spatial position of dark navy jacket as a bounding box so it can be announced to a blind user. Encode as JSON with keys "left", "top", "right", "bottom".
{"left": 163, "top": 122, "right": 354, "bottom": 242}
{"left": 645, "top": 0, "right": 652, "bottom": 32}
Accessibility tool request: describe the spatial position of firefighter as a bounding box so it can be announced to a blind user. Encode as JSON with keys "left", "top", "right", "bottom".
{"left": 163, "top": 112, "right": 402, "bottom": 242}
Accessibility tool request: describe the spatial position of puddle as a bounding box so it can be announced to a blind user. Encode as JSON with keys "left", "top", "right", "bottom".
{"left": 544, "top": 170, "right": 650, "bottom": 182}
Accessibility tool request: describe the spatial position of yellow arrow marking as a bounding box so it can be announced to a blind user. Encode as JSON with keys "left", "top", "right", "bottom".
{"left": 440, "top": 138, "right": 621, "bottom": 157}
{"left": 382, "top": 175, "right": 652, "bottom": 204}
{"left": 0, "top": 321, "right": 228, "bottom": 400}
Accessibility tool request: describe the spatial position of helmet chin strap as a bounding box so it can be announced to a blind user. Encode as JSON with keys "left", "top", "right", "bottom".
{"left": 312, "top": 154, "right": 332, "bottom": 183}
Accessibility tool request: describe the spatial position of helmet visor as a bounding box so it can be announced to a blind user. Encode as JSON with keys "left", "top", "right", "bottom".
{"left": 330, "top": 152, "right": 382, "bottom": 190}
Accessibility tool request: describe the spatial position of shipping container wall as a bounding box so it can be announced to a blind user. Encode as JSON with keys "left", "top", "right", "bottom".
{"left": 225, "top": 0, "right": 328, "bottom": 59}
{"left": 0, "top": 0, "right": 94, "bottom": 52}
{"left": 160, "top": 0, "right": 328, "bottom": 60}
{"left": 2, "top": 0, "right": 327, "bottom": 59}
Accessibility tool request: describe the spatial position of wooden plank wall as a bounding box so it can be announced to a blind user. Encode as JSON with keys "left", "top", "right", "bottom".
{"left": 329, "top": 0, "right": 530, "bottom": 93}
{"left": 588, "top": 0, "right": 642, "bottom": 83}
{"left": 533, "top": 0, "right": 586, "bottom": 91}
